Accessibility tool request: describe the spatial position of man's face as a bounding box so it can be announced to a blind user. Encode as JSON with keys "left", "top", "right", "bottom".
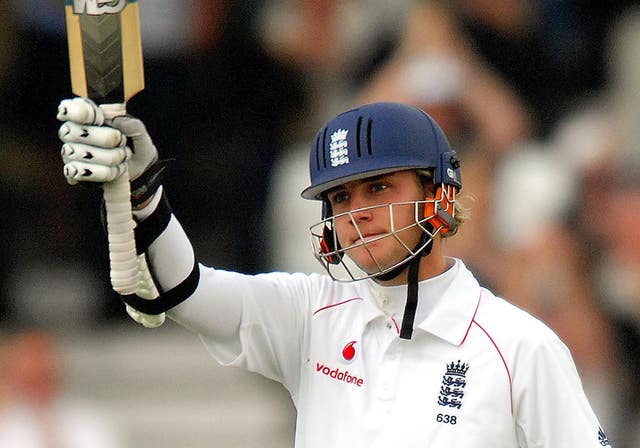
{"left": 326, "top": 170, "right": 428, "bottom": 275}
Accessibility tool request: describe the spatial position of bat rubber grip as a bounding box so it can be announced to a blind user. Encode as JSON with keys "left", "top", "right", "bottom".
{"left": 103, "top": 168, "right": 139, "bottom": 295}
{"left": 98, "top": 103, "right": 165, "bottom": 327}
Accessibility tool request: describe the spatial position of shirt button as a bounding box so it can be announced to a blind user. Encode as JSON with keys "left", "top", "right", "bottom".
{"left": 386, "top": 323, "right": 393, "bottom": 330}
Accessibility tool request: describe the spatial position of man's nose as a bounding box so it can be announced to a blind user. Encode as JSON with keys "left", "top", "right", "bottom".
{"left": 350, "top": 208, "right": 372, "bottom": 223}
{"left": 349, "top": 196, "right": 374, "bottom": 223}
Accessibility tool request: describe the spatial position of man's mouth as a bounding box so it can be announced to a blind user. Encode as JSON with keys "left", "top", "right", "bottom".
{"left": 353, "top": 232, "right": 387, "bottom": 246}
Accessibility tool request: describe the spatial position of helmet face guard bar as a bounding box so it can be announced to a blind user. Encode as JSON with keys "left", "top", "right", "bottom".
{"left": 309, "top": 184, "right": 457, "bottom": 282}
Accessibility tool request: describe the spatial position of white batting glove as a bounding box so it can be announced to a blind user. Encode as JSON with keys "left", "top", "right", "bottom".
{"left": 57, "top": 97, "right": 158, "bottom": 185}
{"left": 57, "top": 97, "right": 165, "bottom": 329}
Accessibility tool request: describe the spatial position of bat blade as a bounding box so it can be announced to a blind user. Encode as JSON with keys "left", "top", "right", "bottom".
{"left": 80, "top": 14, "right": 125, "bottom": 103}
{"left": 64, "top": 0, "right": 144, "bottom": 104}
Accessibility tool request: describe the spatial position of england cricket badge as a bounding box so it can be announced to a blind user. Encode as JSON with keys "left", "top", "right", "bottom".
{"left": 437, "top": 360, "right": 469, "bottom": 409}
{"left": 329, "top": 128, "right": 349, "bottom": 167}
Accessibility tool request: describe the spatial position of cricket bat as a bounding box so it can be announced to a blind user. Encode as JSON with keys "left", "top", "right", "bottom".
{"left": 64, "top": 0, "right": 163, "bottom": 327}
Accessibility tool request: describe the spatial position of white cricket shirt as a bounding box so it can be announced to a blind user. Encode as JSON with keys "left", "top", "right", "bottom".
{"left": 169, "top": 258, "right": 610, "bottom": 448}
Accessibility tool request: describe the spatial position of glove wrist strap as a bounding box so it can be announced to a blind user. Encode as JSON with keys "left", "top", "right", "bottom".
{"left": 130, "top": 159, "right": 172, "bottom": 207}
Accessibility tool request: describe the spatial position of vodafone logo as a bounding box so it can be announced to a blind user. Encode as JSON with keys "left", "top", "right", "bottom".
{"left": 342, "top": 340, "right": 358, "bottom": 363}
{"left": 311, "top": 340, "right": 364, "bottom": 388}
{"left": 316, "top": 362, "right": 364, "bottom": 387}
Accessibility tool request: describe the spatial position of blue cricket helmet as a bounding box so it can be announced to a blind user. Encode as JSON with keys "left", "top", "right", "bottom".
{"left": 301, "top": 102, "right": 462, "bottom": 200}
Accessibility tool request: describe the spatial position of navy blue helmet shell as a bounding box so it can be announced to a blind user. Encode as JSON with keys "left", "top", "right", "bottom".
{"left": 301, "top": 102, "right": 462, "bottom": 200}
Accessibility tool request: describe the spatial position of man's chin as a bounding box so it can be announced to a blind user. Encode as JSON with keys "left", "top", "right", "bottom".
{"left": 349, "top": 252, "right": 400, "bottom": 276}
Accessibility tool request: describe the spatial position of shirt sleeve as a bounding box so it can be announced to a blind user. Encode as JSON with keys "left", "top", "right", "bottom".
{"left": 168, "top": 269, "right": 315, "bottom": 396}
{"left": 512, "top": 331, "right": 612, "bottom": 448}
{"left": 132, "top": 189, "right": 315, "bottom": 395}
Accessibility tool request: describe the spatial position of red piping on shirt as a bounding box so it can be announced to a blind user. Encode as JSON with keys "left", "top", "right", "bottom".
{"left": 391, "top": 316, "right": 400, "bottom": 334}
{"left": 472, "top": 319, "right": 514, "bottom": 415}
{"left": 313, "top": 297, "right": 364, "bottom": 316}
{"left": 460, "top": 292, "right": 482, "bottom": 345}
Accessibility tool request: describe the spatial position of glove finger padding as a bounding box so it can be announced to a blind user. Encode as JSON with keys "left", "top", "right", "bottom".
{"left": 57, "top": 98, "right": 160, "bottom": 186}
{"left": 59, "top": 121, "right": 126, "bottom": 148}
{"left": 63, "top": 160, "right": 127, "bottom": 184}
{"left": 61, "top": 142, "right": 131, "bottom": 166}
{"left": 57, "top": 97, "right": 105, "bottom": 125}
{"left": 61, "top": 143, "right": 131, "bottom": 184}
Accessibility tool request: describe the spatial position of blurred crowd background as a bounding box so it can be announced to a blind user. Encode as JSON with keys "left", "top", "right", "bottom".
{"left": 1, "top": 0, "right": 640, "bottom": 447}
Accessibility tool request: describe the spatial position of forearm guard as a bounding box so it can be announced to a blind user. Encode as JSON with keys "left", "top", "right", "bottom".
{"left": 119, "top": 190, "right": 200, "bottom": 315}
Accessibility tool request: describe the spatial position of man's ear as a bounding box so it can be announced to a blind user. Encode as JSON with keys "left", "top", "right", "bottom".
{"left": 415, "top": 170, "right": 437, "bottom": 198}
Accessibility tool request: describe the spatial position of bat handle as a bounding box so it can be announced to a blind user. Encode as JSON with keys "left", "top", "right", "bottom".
{"left": 101, "top": 103, "right": 137, "bottom": 294}
{"left": 101, "top": 103, "right": 165, "bottom": 328}
{"left": 103, "top": 169, "right": 138, "bottom": 294}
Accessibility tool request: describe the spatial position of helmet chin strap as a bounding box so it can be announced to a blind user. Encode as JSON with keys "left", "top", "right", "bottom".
{"left": 375, "top": 231, "right": 433, "bottom": 340}
{"left": 399, "top": 253, "right": 422, "bottom": 339}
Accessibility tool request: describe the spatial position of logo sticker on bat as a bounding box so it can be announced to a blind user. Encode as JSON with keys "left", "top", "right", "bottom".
{"left": 69, "top": 0, "right": 127, "bottom": 15}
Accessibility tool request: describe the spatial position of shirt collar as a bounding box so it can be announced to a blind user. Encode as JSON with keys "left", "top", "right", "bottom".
{"left": 366, "top": 258, "right": 481, "bottom": 345}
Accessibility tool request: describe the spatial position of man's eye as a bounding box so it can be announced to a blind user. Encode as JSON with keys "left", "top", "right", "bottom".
{"left": 331, "top": 191, "right": 348, "bottom": 204}
{"left": 370, "top": 182, "right": 387, "bottom": 193}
